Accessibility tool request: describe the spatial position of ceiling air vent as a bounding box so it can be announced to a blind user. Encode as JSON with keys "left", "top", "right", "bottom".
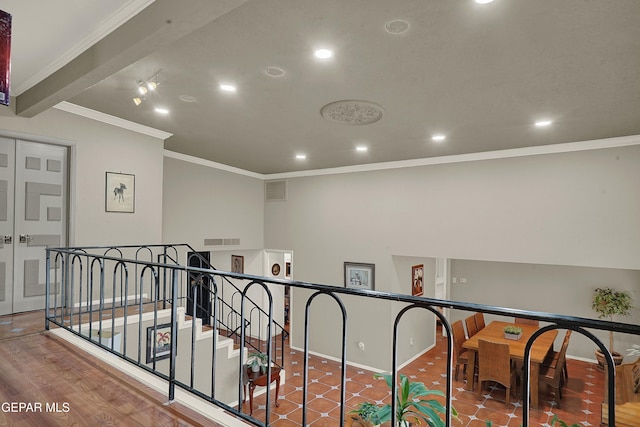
{"left": 265, "top": 179, "right": 287, "bottom": 202}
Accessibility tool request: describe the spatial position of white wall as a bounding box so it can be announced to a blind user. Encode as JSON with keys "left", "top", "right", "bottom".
{"left": 162, "top": 156, "right": 264, "bottom": 251}
{"left": 449, "top": 259, "right": 640, "bottom": 362}
{"left": 265, "top": 144, "right": 640, "bottom": 370}
{"left": 0, "top": 106, "right": 165, "bottom": 246}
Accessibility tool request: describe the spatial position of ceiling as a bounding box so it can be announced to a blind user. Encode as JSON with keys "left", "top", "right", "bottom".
{"left": 3, "top": 0, "right": 640, "bottom": 175}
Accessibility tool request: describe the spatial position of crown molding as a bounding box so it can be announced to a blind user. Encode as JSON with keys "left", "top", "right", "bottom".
{"left": 54, "top": 102, "right": 172, "bottom": 140}
{"left": 266, "top": 134, "right": 640, "bottom": 180}
{"left": 164, "top": 136, "right": 640, "bottom": 180}
{"left": 168, "top": 135, "right": 640, "bottom": 180}
{"left": 164, "top": 150, "right": 264, "bottom": 180}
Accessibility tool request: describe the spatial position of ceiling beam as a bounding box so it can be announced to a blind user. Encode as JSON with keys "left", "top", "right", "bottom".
{"left": 15, "top": 0, "right": 247, "bottom": 117}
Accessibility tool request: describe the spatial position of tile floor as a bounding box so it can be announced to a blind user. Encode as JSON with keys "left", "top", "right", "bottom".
{"left": 245, "top": 327, "right": 605, "bottom": 427}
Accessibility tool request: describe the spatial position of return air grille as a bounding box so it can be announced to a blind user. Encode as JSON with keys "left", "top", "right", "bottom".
{"left": 204, "top": 238, "right": 240, "bottom": 246}
{"left": 265, "top": 180, "right": 287, "bottom": 202}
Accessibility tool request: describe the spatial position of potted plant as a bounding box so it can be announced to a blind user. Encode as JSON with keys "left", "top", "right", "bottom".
{"left": 503, "top": 325, "right": 522, "bottom": 340}
{"left": 247, "top": 351, "right": 269, "bottom": 373}
{"left": 349, "top": 401, "right": 382, "bottom": 427}
{"left": 592, "top": 287, "right": 633, "bottom": 369}
{"left": 371, "top": 373, "right": 459, "bottom": 427}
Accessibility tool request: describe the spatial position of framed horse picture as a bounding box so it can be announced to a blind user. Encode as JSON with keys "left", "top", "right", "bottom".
{"left": 105, "top": 172, "right": 135, "bottom": 213}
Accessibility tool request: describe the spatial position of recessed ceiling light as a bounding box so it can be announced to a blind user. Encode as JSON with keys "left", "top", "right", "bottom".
{"left": 155, "top": 107, "right": 169, "bottom": 114}
{"left": 296, "top": 154, "right": 307, "bottom": 160}
{"left": 219, "top": 83, "right": 237, "bottom": 92}
{"left": 356, "top": 146, "right": 368, "bottom": 152}
{"left": 179, "top": 95, "right": 196, "bottom": 103}
{"left": 475, "top": 0, "right": 495, "bottom": 4}
{"left": 314, "top": 49, "right": 333, "bottom": 59}
{"left": 265, "top": 66, "right": 285, "bottom": 77}
{"left": 535, "top": 120, "right": 553, "bottom": 127}
{"left": 432, "top": 134, "right": 446, "bottom": 142}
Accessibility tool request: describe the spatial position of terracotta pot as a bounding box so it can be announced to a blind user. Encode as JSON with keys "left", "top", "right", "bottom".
{"left": 595, "top": 348, "right": 624, "bottom": 370}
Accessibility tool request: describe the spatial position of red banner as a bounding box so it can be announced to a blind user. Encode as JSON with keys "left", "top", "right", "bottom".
{"left": 0, "top": 10, "right": 11, "bottom": 106}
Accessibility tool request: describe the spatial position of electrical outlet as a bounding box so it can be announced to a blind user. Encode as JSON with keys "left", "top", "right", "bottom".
{"left": 358, "top": 341, "right": 365, "bottom": 351}
{"left": 409, "top": 337, "right": 414, "bottom": 346}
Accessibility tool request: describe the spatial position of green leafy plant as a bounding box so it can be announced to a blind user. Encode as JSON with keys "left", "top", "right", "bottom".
{"left": 372, "top": 373, "right": 459, "bottom": 427}
{"left": 592, "top": 287, "right": 633, "bottom": 353}
{"left": 349, "top": 401, "right": 382, "bottom": 426}
{"left": 247, "top": 351, "right": 269, "bottom": 373}
{"left": 550, "top": 415, "right": 583, "bottom": 427}
{"left": 503, "top": 325, "right": 523, "bottom": 335}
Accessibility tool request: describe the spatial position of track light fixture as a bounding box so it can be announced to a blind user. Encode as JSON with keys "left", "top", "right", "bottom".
{"left": 132, "top": 73, "right": 160, "bottom": 106}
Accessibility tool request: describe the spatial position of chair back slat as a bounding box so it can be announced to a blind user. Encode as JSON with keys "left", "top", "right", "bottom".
{"left": 514, "top": 318, "right": 539, "bottom": 327}
{"left": 478, "top": 339, "right": 511, "bottom": 382}
{"left": 465, "top": 315, "right": 479, "bottom": 338}
{"left": 474, "top": 312, "right": 486, "bottom": 330}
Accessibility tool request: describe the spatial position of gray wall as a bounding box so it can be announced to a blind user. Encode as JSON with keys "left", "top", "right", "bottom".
{"left": 449, "top": 259, "right": 640, "bottom": 362}
{"left": 265, "top": 144, "right": 640, "bottom": 370}
{"left": 162, "top": 157, "right": 264, "bottom": 251}
{"left": 0, "top": 106, "right": 165, "bottom": 245}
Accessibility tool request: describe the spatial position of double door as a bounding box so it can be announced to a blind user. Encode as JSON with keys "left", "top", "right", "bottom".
{"left": 0, "top": 137, "right": 68, "bottom": 314}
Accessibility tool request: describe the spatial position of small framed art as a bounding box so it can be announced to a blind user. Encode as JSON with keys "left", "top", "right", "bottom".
{"left": 146, "top": 323, "right": 173, "bottom": 363}
{"left": 412, "top": 264, "right": 424, "bottom": 296}
{"left": 231, "top": 255, "right": 244, "bottom": 274}
{"left": 105, "top": 172, "right": 135, "bottom": 213}
{"left": 344, "top": 262, "right": 375, "bottom": 291}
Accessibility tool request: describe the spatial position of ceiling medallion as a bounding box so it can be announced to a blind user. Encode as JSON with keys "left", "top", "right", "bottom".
{"left": 320, "top": 100, "right": 384, "bottom": 125}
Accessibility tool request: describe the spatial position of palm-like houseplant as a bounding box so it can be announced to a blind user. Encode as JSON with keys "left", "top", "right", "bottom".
{"left": 372, "top": 373, "right": 458, "bottom": 427}
{"left": 592, "top": 287, "right": 633, "bottom": 368}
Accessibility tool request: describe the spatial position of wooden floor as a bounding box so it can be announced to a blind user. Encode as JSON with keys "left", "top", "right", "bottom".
{"left": 0, "top": 310, "right": 228, "bottom": 427}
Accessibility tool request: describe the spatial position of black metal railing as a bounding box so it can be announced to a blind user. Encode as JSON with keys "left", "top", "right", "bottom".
{"left": 45, "top": 244, "right": 640, "bottom": 427}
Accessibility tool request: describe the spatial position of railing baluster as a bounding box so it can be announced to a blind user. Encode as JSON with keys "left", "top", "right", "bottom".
{"left": 44, "top": 244, "right": 635, "bottom": 427}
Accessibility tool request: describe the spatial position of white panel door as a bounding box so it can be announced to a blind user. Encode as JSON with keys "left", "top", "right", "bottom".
{"left": 0, "top": 137, "right": 15, "bottom": 315}
{"left": 13, "top": 140, "right": 67, "bottom": 313}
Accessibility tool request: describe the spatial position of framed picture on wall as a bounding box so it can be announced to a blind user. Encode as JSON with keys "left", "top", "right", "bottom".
{"left": 412, "top": 264, "right": 424, "bottom": 296}
{"left": 105, "top": 172, "right": 135, "bottom": 213}
{"left": 146, "top": 323, "right": 173, "bottom": 363}
{"left": 344, "top": 262, "right": 375, "bottom": 291}
{"left": 231, "top": 255, "right": 244, "bottom": 274}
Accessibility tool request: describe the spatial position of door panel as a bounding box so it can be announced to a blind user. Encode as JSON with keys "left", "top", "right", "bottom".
{"left": 13, "top": 140, "right": 67, "bottom": 312}
{"left": 0, "top": 137, "right": 14, "bottom": 315}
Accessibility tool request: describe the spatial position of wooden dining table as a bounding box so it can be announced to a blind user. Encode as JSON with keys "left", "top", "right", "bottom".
{"left": 462, "top": 320, "right": 558, "bottom": 409}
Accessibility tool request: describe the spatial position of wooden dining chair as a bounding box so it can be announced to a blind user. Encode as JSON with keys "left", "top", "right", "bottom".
{"left": 452, "top": 320, "right": 470, "bottom": 381}
{"left": 477, "top": 339, "right": 518, "bottom": 407}
{"left": 514, "top": 317, "right": 539, "bottom": 327}
{"left": 465, "top": 315, "right": 479, "bottom": 338}
{"left": 543, "top": 330, "right": 572, "bottom": 385}
{"left": 474, "top": 312, "right": 486, "bottom": 330}
{"left": 539, "top": 342, "right": 568, "bottom": 407}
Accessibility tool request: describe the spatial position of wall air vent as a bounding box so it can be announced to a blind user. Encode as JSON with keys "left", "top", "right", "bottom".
{"left": 204, "top": 238, "right": 240, "bottom": 246}
{"left": 265, "top": 179, "right": 287, "bottom": 202}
